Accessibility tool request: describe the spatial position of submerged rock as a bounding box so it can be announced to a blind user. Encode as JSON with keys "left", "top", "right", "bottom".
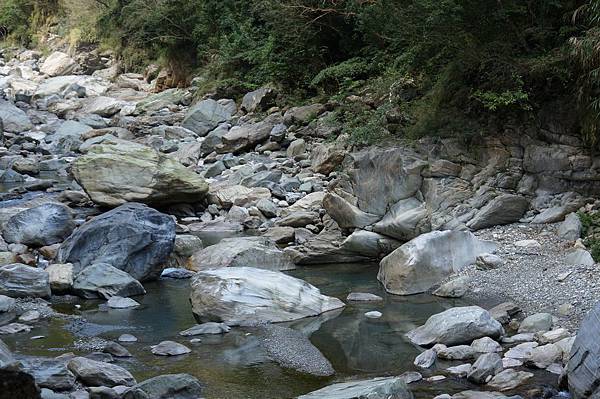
{"left": 378, "top": 231, "right": 496, "bottom": 295}
{"left": 151, "top": 341, "right": 191, "bottom": 356}
{"left": 122, "top": 373, "right": 204, "bottom": 399}
{"left": 72, "top": 142, "right": 208, "bottom": 207}
{"left": 190, "top": 267, "right": 345, "bottom": 326}
{"left": 406, "top": 306, "right": 504, "bottom": 346}
{"left": 57, "top": 203, "right": 175, "bottom": 282}
{"left": 179, "top": 322, "right": 231, "bottom": 336}
{"left": 297, "top": 376, "right": 413, "bottom": 399}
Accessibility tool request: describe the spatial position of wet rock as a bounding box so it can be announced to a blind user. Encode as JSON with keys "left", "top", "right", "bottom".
{"left": 260, "top": 325, "right": 334, "bottom": 377}
{"left": 67, "top": 357, "right": 136, "bottom": 387}
{"left": 103, "top": 342, "right": 132, "bottom": 358}
{"left": 297, "top": 376, "right": 412, "bottom": 399}
{"left": 190, "top": 267, "right": 345, "bottom": 326}
{"left": 467, "top": 353, "right": 503, "bottom": 384}
{"left": 22, "top": 358, "right": 76, "bottom": 391}
{"left": 378, "top": 231, "right": 496, "bottom": 295}
{"left": 182, "top": 99, "right": 232, "bottom": 136}
{"left": 467, "top": 194, "right": 529, "bottom": 230}
{"left": 0, "top": 322, "right": 31, "bottom": 334}
{"left": 151, "top": 341, "right": 191, "bottom": 356}
{"left": 179, "top": 322, "right": 231, "bottom": 336}
{"left": 406, "top": 306, "right": 504, "bottom": 346}
{"left": 437, "top": 345, "right": 476, "bottom": 361}
{"left": 487, "top": 368, "right": 533, "bottom": 391}
{"left": 0, "top": 264, "right": 50, "bottom": 298}
{"left": 57, "top": 203, "right": 175, "bottom": 282}
{"left": 73, "top": 263, "right": 146, "bottom": 299}
{"left": 471, "top": 337, "right": 502, "bottom": 353}
{"left": 2, "top": 203, "right": 75, "bottom": 247}
{"left": 106, "top": 296, "right": 140, "bottom": 309}
{"left": 433, "top": 277, "right": 470, "bottom": 298}
{"left": 122, "top": 373, "right": 204, "bottom": 399}
{"left": 346, "top": 292, "right": 383, "bottom": 302}
{"left": 72, "top": 142, "right": 208, "bottom": 207}
{"left": 518, "top": 313, "right": 553, "bottom": 333}
{"left": 188, "top": 237, "right": 295, "bottom": 272}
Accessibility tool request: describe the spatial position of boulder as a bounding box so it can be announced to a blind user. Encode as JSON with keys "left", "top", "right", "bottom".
{"left": 46, "top": 263, "right": 73, "bottom": 293}
{"left": 218, "top": 118, "right": 275, "bottom": 153}
{"left": 190, "top": 267, "right": 345, "bottom": 326}
{"left": 260, "top": 325, "right": 334, "bottom": 376}
{"left": 433, "top": 277, "right": 470, "bottom": 298}
{"left": 22, "top": 359, "right": 76, "bottom": 391}
{"left": 406, "top": 306, "right": 504, "bottom": 346}
{"left": 378, "top": 231, "right": 496, "bottom": 295}
{"left": 0, "top": 295, "right": 15, "bottom": 313}
{"left": 122, "top": 374, "right": 203, "bottom": 399}
{"left": 0, "top": 338, "right": 16, "bottom": 368}
{"left": 182, "top": 99, "right": 232, "bottom": 136}
{"left": 566, "top": 249, "right": 595, "bottom": 266}
{"left": 67, "top": 357, "right": 136, "bottom": 387}
{"left": 40, "top": 52, "right": 77, "bottom": 77}
{"left": 283, "top": 104, "right": 325, "bottom": 126}
{"left": 0, "top": 264, "right": 50, "bottom": 298}
{"left": 241, "top": 87, "right": 275, "bottom": 113}
{"left": 83, "top": 96, "right": 123, "bottom": 117}
{"left": 341, "top": 230, "right": 401, "bottom": 259}
{"left": 188, "top": 237, "right": 294, "bottom": 272}
{"left": 569, "top": 302, "right": 600, "bottom": 398}
{"left": 467, "top": 194, "right": 529, "bottom": 230}
{"left": 558, "top": 213, "right": 582, "bottom": 241}
{"left": 297, "top": 376, "right": 413, "bottom": 399}
{"left": 0, "top": 369, "right": 41, "bottom": 399}
{"left": 518, "top": 313, "right": 553, "bottom": 333}
{"left": 72, "top": 142, "right": 208, "bottom": 207}
{"left": 323, "top": 193, "right": 380, "bottom": 229}
{"left": 57, "top": 203, "right": 175, "bottom": 281}
{"left": 467, "top": 353, "right": 502, "bottom": 384}
{"left": 372, "top": 198, "right": 429, "bottom": 241}
{"left": 73, "top": 263, "right": 146, "bottom": 299}
{"left": 0, "top": 101, "right": 32, "bottom": 133}
{"left": 487, "top": 369, "right": 533, "bottom": 391}
{"left": 311, "top": 143, "right": 345, "bottom": 175}
{"left": 2, "top": 203, "right": 75, "bottom": 247}
{"left": 107, "top": 296, "right": 140, "bottom": 308}
{"left": 103, "top": 342, "right": 132, "bottom": 357}
{"left": 151, "top": 341, "right": 191, "bottom": 356}
{"left": 179, "top": 322, "right": 230, "bottom": 336}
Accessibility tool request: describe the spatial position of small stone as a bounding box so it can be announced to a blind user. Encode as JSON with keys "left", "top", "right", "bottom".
{"left": 107, "top": 296, "right": 140, "bottom": 309}
{"left": 365, "top": 311, "right": 382, "bottom": 319}
{"left": 151, "top": 341, "right": 191, "bottom": 356}
{"left": 446, "top": 363, "right": 472, "bottom": 377}
{"left": 18, "top": 310, "right": 40, "bottom": 323}
{"left": 476, "top": 253, "right": 504, "bottom": 270}
{"left": 104, "top": 342, "right": 132, "bottom": 358}
{"left": 346, "top": 292, "right": 383, "bottom": 302}
{"left": 414, "top": 349, "right": 437, "bottom": 369}
{"left": 118, "top": 334, "right": 138, "bottom": 343}
{"left": 426, "top": 375, "right": 446, "bottom": 382}
{"left": 471, "top": 337, "right": 502, "bottom": 353}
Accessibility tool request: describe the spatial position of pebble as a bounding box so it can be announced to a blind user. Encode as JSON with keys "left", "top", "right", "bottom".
{"left": 364, "top": 311, "right": 382, "bottom": 319}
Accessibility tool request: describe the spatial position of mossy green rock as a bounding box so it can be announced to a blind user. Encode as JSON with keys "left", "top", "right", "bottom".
{"left": 72, "top": 142, "right": 208, "bottom": 207}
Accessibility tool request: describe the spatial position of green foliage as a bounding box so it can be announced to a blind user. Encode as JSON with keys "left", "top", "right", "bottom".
{"left": 311, "top": 58, "right": 374, "bottom": 92}
{"left": 578, "top": 210, "right": 600, "bottom": 261}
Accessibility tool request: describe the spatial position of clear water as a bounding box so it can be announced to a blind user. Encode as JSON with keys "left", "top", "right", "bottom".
{"left": 4, "top": 263, "right": 556, "bottom": 398}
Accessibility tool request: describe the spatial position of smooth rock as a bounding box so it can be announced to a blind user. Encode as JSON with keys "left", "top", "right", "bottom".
{"left": 67, "top": 357, "right": 136, "bottom": 387}
{"left": 297, "top": 376, "right": 412, "bottom": 399}
{"left": 2, "top": 203, "right": 75, "bottom": 247}
{"left": 0, "top": 263, "right": 50, "bottom": 298}
{"left": 467, "top": 353, "right": 503, "bottom": 384}
{"left": 558, "top": 213, "right": 582, "bottom": 241}
{"left": 122, "top": 373, "right": 204, "bottom": 399}
{"left": 73, "top": 263, "right": 146, "bottom": 299}
{"left": 568, "top": 302, "right": 600, "bottom": 398}
{"left": 433, "top": 277, "right": 470, "bottom": 298}
{"left": 179, "top": 322, "right": 231, "bottom": 336}
{"left": 467, "top": 194, "right": 529, "bottom": 230}
{"left": 487, "top": 368, "right": 533, "bottom": 391}
{"left": 518, "top": 313, "right": 553, "bottom": 333}
{"left": 151, "top": 341, "right": 191, "bottom": 356}
{"left": 107, "top": 296, "right": 140, "bottom": 309}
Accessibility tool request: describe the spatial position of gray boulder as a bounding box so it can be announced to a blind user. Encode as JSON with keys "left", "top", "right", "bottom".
{"left": 67, "top": 357, "right": 136, "bottom": 387}
{"left": 179, "top": 322, "right": 230, "bottom": 336}
{"left": 2, "top": 203, "right": 75, "bottom": 247}
{"left": 57, "top": 203, "right": 176, "bottom": 282}
{"left": 190, "top": 267, "right": 345, "bottom": 326}
{"left": 406, "top": 306, "right": 504, "bottom": 346}
{"left": 218, "top": 118, "right": 276, "bottom": 154}
{"left": 372, "top": 198, "right": 429, "bottom": 241}
{"left": 182, "top": 99, "right": 232, "bottom": 136}
{"left": 558, "top": 213, "right": 582, "bottom": 241}
{"left": 518, "top": 313, "right": 553, "bottom": 333}
{"left": 0, "top": 264, "right": 50, "bottom": 298}
{"left": 0, "top": 338, "right": 16, "bottom": 368}
{"left": 467, "top": 353, "right": 503, "bottom": 384}
{"left": 187, "top": 237, "right": 295, "bottom": 272}
{"left": 260, "top": 325, "right": 334, "bottom": 377}
{"left": 0, "top": 101, "right": 32, "bottom": 133}
{"left": 569, "top": 302, "right": 600, "bottom": 398}
{"left": 73, "top": 263, "right": 146, "bottom": 299}
{"left": 297, "top": 376, "right": 413, "bottom": 399}
{"left": 241, "top": 87, "right": 275, "bottom": 113}
{"left": 467, "top": 194, "right": 529, "bottom": 230}
{"left": 40, "top": 52, "right": 77, "bottom": 77}
{"left": 122, "top": 374, "right": 203, "bottom": 399}
{"left": 151, "top": 341, "right": 191, "bottom": 356}
{"left": 323, "top": 193, "right": 380, "bottom": 229}
{"left": 22, "top": 358, "right": 76, "bottom": 391}
{"left": 0, "top": 369, "right": 41, "bottom": 399}
{"left": 566, "top": 249, "right": 595, "bottom": 266}
{"left": 378, "top": 231, "right": 496, "bottom": 295}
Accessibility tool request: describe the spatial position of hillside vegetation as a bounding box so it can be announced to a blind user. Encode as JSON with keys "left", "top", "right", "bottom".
{"left": 2, "top": 0, "right": 600, "bottom": 145}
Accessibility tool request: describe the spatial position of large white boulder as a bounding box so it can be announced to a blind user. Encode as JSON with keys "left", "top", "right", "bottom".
{"left": 378, "top": 230, "right": 496, "bottom": 295}
{"left": 40, "top": 52, "right": 77, "bottom": 77}
{"left": 190, "top": 267, "right": 344, "bottom": 326}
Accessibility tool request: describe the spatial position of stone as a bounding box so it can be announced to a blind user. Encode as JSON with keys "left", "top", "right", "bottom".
{"left": 73, "top": 263, "right": 146, "bottom": 299}
{"left": 46, "top": 263, "right": 73, "bottom": 293}
{"left": 433, "top": 277, "right": 470, "bottom": 298}
{"left": 365, "top": 311, "right": 382, "bottom": 319}
{"left": 57, "top": 203, "right": 176, "bottom": 282}
{"left": 40, "top": 52, "right": 77, "bottom": 76}
{"left": 122, "top": 374, "right": 203, "bottom": 399}
{"left": 558, "top": 213, "right": 582, "bottom": 241}
{"left": 277, "top": 211, "right": 320, "bottom": 228}
{"left": 372, "top": 197, "right": 429, "bottom": 241}
{"left": 22, "top": 358, "right": 76, "bottom": 391}
{"left": 528, "top": 343, "right": 562, "bottom": 368}
{"left": 518, "top": 313, "right": 553, "bottom": 333}
{"left": 241, "top": 87, "right": 275, "bottom": 113}
{"left": 346, "top": 292, "right": 383, "bottom": 302}
{"left": 476, "top": 253, "right": 504, "bottom": 270}
{"left": 118, "top": 334, "right": 138, "bottom": 343}
{"left": 260, "top": 325, "right": 334, "bottom": 376}
{"left": 514, "top": 239, "right": 541, "bottom": 248}
{"left": 467, "top": 353, "right": 503, "bottom": 384}
{"left": 179, "top": 322, "right": 231, "bottom": 336}
{"left": 161, "top": 268, "right": 195, "bottom": 279}
{"left": 539, "top": 328, "right": 571, "bottom": 344}
{"left": 414, "top": 349, "right": 437, "bottom": 368}
{"left": 0, "top": 264, "right": 50, "bottom": 298}
{"left": 72, "top": 142, "right": 208, "bottom": 207}
{"left": 256, "top": 199, "right": 278, "bottom": 218}
{"left": 446, "top": 363, "right": 472, "bottom": 377}
{"left": 341, "top": 230, "right": 401, "bottom": 259}
{"left": 0, "top": 295, "right": 15, "bottom": 312}
{"left": 182, "top": 99, "right": 232, "bottom": 136}
{"left": 151, "top": 341, "right": 191, "bottom": 356}
{"left": 0, "top": 252, "right": 17, "bottom": 267}
{"left": 89, "top": 386, "right": 119, "bottom": 399}
{"left": 83, "top": 96, "right": 123, "bottom": 117}
{"left": 19, "top": 310, "right": 40, "bottom": 322}
{"left": 103, "top": 342, "right": 132, "bottom": 357}
{"left": 218, "top": 118, "right": 277, "bottom": 154}
{"left": 188, "top": 237, "right": 294, "bottom": 272}
{"left": 107, "top": 296, "right": 140, "bottom": 309}
{"left": 0, "top": 369, "right": 41, "bottom": 399}
{"left": 287, "top": 139, "right": 306, "bottom": 157}
{"left": 297, "top": 376, "right": 412, "bottom": 399}
{"left": 504, "top": 341, "right": 538, "bottom": 360}
{"left": 489, "top": 302, "right": 520, "bottom": 324}
{"left": 323, "top": 192, "right": 381, "bottom": 229}
{"left": 467, "top": 194, "right": 529, "bottom": 230}
{"left": 311, "top": 143, "right": 345, "bottom": 175}
{"left": 566, "top": 249, "right": 595, "bottom": 266}
{"left": 378, "top": 231, "right": 496, "bottom": 295}
{"left": 2, "top": 203, "right": 75, "bottom": 247}
{"left": 67, "top": 357, "right": 136, "bottom": 387}
{"left": 437, "top": 345, "right": 476, "bottom": 361}
{"left": 0, "top": 338, "right": 16, "bottom": 368}
{"left": 190, "top": 267, "right": 345, "bottom": 326}
{"left": 0, "top": 101, "right": 32, "bottom": 133}
{"left": 487, "top": 369, "right": 533, "bottom": 391}
{"left": 0, "top": 322, "right": 31, "bottom": 334}
{"left": 568, "top": 303, "right": 600, "bottom": 398}
{"left": 398, "top": 371, "right": 422, "bottom": 384}
{"left": 406, "top": 306, "right": 504, "bottom": 346}
{"left": 471, "top": 337, "right": 502, "bottom": 353}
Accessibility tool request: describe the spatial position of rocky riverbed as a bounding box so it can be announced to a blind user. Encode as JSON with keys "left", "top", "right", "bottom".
{"left": 0, "top": 43, "right": 599, "bottom": 399}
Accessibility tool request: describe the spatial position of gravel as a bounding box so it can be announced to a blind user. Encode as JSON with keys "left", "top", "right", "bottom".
{"left": 458, "top": 222, "right": 600, "bottom": 331}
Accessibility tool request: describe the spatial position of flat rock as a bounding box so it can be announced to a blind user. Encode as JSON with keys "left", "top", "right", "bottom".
{"left": 487, "top": 368, "right": 533, "bottom": 391}
{"left": 0, "top": 263, "right": 50, "bottom": 298}
{"left": 122, "top": 373, "right": 204, "bottom": 399}
{"left": 297, "top": 376, "right": 412, "bottom": 399}
{"left": 346, "top": 292, "right": 383, "bottom": 302}
{"left": 151, "top": 341, "right": 191, "bottom": 356}
{"left": 73, "top": 263, "right": 146, "bottom": 299}
{"left": 107, "top": 296, "right": 140, "bottom": 309}
{"left": 67, "top": 357, "right": 136, "bottom": 387}
{"left": 179, "top": 322, "right": 231, "bottom": 336}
